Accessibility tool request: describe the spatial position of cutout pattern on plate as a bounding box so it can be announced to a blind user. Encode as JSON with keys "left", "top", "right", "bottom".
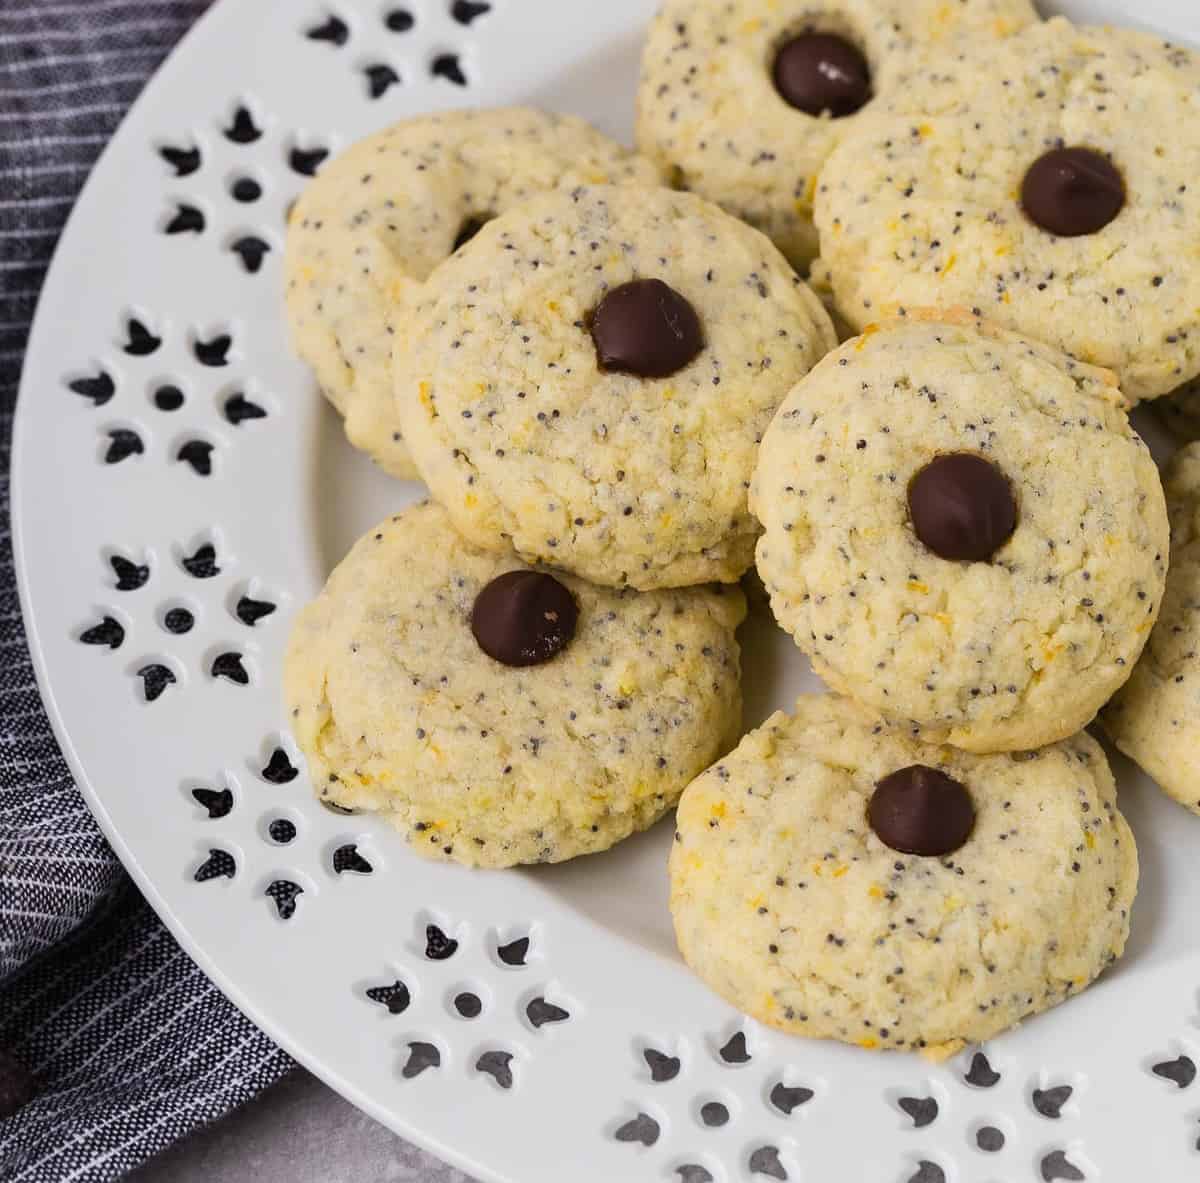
{"left": 18, "top": 4, "right": 1200, "bottom": 1182}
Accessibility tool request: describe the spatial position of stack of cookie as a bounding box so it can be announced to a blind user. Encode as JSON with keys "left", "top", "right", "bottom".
{"left": 283, "top": 111, "right": 836, "bottom": 867}
{"left": 283, "top": 1, "right": 1200, "bottom": 1058}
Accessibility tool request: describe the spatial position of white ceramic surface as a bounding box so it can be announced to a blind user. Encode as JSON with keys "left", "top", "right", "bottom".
{"left": 13, "top": 1, "right": 1200, "bottom": 1180}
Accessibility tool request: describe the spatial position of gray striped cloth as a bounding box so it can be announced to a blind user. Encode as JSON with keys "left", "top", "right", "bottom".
{"left": 0, "top": 4, "right": 294, "bottom": 1179}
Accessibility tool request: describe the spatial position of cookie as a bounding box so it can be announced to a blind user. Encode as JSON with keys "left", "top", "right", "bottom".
{"left": 1103, "top": 443, "right": 1200, "bottom": 814}
{"left": 751, "top": 315, "right": 1168, "bottom": 753}
{"left": 814, "top": 18, "right": 1200, "bottom": 402}
{"left": 394, "top": 184, "right": 836, "bottom": 590}
{"left": 670, "top": 695, "right": 1137, "bottom": 1059}
{"left": 635, "top": 0, "right": 1037, "bottom": 270}
{"left": 284, "top": 501, "right": 746, "bottom": 868}
{"left": 284, "top": 108, "right": 661, "bottom": 478}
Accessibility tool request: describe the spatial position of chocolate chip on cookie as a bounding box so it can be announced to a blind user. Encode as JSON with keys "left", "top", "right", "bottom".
{"left": 590, "top": 279, "right": 704, "bottom": 378}
{"left": 772, "top": 33, "right": 871, "bottom": 117}
{"left": 472, "top": 570, "right": 578, "bottom": 667}
{"left": 908, "top": 453, "right": 1017, "bottom": 563}
{"left": 1021, "top": 147, "right": 1125, "bottom": 237}
{"left": 869, "top": 765, "right": 975, "bottom": 856}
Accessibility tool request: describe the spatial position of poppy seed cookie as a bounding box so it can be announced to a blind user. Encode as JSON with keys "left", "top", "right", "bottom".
{"left": 814, "top": 19, "right": 1200, "bottom": 402}
{"left": 635, "top": 0, "right": 1037, "bottom": 270}
{"left": 670, "top": 696, "right": 1137, "bottom": 1059}
{"left": 284, "top": 501, "right": 746, "bottom": 868}
{"left": 284, "top": 108, "right": 661, "bottom": 478}
{"left": 1103, "top": 443, "right": 1200, "bottom": 814}
{"left": 751, "top": 315, "right": 1168, "bottom": 753}
{"left": 395, "top": 184, "right": 836, "bottom": 590}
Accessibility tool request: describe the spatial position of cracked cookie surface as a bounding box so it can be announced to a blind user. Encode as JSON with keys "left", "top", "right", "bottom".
{"left": 670, "top": 695, "right": 1137, "bottom": 1058}
{"left": 751, "top": 316, "right": 1168, "bottom": 752}
{"left": 284, "top": 108, "right": 661, "bottom": 478}
{"left": 395, "top": 184, "right": 835, "bottom": 590}
{"left": 814, "top": 19, "right": 1200, "bottom": 402}
{"left": 1103, "top": 443, "right": 1200, "bottom": 814}
{"left": 284, "top": 501, "right": 746, "bottom": 867}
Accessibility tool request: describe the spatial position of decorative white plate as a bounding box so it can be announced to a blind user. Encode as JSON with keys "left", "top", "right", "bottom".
{"left": 13, "top": 1, "right": 1200, "bottom": 1179}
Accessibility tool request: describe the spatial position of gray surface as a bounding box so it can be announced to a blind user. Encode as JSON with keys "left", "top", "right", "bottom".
{"left": 127, "top": 1069, "right": 474, "bottom": 1182}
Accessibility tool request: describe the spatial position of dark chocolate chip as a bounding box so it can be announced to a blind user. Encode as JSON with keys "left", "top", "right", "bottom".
{"left": 976, "top": 1126, "right": 1005, "bottom": 1152}
{"left": 159, "top": 144, "right": 201, "bottom": 177}
{"left": 153, "top": 384, "right": 184, "bottom": 411}
{"left": 590, "top": 278, "right": 703, "bottom": 378}
{"left": 192, "top": 786, "right": 233, "bottom": 818}
{"left": 104, "top": 428, "right": 143, "bottom": 464}
{"left": 471, "top": 570, "right": 577, "bottom": 667}
{"left": 700, "top": 1101, "right": 729, "bottom": 1127}
{"left": 1022, "top": 147, "right": 1124, "bottom": 237}
{"left": 0, "top": 1051, "right": 35, "bottom": 1119}
{"left": 366, "top": 980, "right": 410, "bottom": 1013}
{"left": 476, "top": 1050, "right": 513, "bottom": 1088}
{"left": 424, "top": 924, "right": 458, "bottom": 960}
{"left": 908, "top": 452, "right": 1017, "bottom": 562}
{"left": 676, "top": 1168, "right": 715, "bottom": 1183}
{"left": 385, "top": 7, "right": 415, "bottom": 32}
{"left": 69, "top": 371, "right": 115, "bottom": 406}
{"left": 80, "top": 616, "right": 124, "bottom": 650}
{"left": 165, "top": 204, "right": 205, "bottom": 235}
{"left": 402, "top": 1041, "right": 440, "bottom": 1078}
{"left": 615, "top": 1113, "right": 659, "bottom": 1146}
{"left": 869, "top": 765, "right": 974, "bottom": 856}
{"left": 773, "top": 33, "right": 870, "bottom": 117}
{"left": 455, "top": 992, "right": 483, "bottom": 1019}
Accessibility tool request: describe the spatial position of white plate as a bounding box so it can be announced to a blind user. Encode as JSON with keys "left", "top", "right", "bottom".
{"left": 13, "top": 1, "right": 1200, "bottom": 1180}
